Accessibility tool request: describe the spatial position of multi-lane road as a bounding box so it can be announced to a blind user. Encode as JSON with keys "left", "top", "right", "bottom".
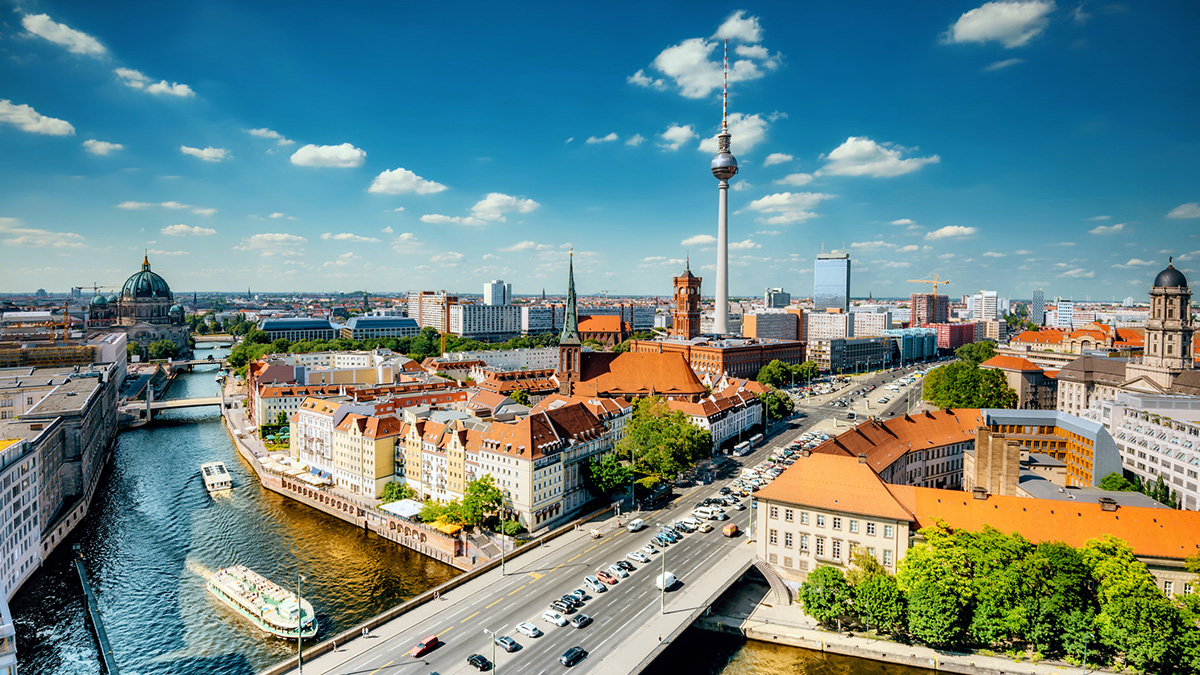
{"left": 303, "top": 365, "right": 934, "bottom": 675}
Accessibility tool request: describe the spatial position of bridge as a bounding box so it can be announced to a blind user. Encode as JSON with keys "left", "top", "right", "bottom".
{"left": 121, "top": 394, "right": 245, "bottom": 421}
{"left": 168, "top": 358, "right": 229, "bottom": 370}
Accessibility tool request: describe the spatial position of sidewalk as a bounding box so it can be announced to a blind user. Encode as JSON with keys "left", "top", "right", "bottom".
{"left": 700, "top": 581, "right": 1087, "bottom": 675}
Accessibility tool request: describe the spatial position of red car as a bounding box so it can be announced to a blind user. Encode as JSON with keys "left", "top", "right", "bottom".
{"left": 596, "top": 571, "right": 618, "bottom": 585}
{"left": 410, "top": 635, "right": 439, "bottom": 657}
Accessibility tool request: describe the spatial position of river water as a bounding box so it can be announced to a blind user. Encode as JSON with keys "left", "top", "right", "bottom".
{"left": 12, "top": 346, "right": 928, "bottom": 675}
{"left": 10, "top": 347, "right": 459, "bottom": 675}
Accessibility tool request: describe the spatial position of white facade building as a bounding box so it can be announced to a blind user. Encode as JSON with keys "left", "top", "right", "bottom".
{"left": 448, "top": 304, "right": 521, "bottom": 340}
{"left": 852, "top": 311, "right": 892, "bottom": 337}
{"left": 805, "top": 312, "right": 854, "bottom": 340}
{"left": 484, "top": 280, "right": 512, "bottom": 306}
{"left": 427, "top": 347, "right": 560, "bottom": 372}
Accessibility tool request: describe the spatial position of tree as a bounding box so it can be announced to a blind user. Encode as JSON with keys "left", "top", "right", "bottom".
{"left": 1099, "top": 471, "right": 1135, "bottom": 492}
{"left": 126, "top": 342, "right": 143, "bottom": 361}
{"left": 274, "top": 411, "right": 289, "bottom": 426}
{"left": 922, "top": 361, "right": 1017, "bottom": 408}
{"left": 755, "top": 360, "right": 792, "bottom": 388}
{"left": 955, "top": 341, "right": 997, "bottom": 365}
{"left": 845, "top": 549, "right": 888, "bottom": 587}
{"left": 1020, "top": 542, "right": 1094, "bottom": 654}
{"left": 798, "top": 565, "right": 853, "bottom": 627}
{"left": 758, "top": 389, "right": 794, "bottom": 421}
{"left": 379, "top": 481, "right": 415, "bottom": 504}
{"left": 195, "top": 321, "right": 210, "bottom": 335}
{"left": 617, "top": 397, "right": 712, "bottom": 479}
{"left": 582, "top": 453, "right": 632, "bottom": 498}
{"left": 460, "top": 475, "right": 503, "bottom": 526}
{"left": 793, "top": 360, "right": 820, "bottom": 383}
{"left": 853, "top": 573, "right": 907, "bottom": 635}
{"left": 897, "top": 529, "right": 974, "bottom": 648}
{"left": 148, "top": 339, "right": 180, "bottom": 360}
{"left": 509, "top": 390, "right": 530, "bottom": 406}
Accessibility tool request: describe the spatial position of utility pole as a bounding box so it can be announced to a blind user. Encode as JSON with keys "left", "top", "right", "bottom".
{"left": 660, "top": 538, "right": 667, "bottom": 614}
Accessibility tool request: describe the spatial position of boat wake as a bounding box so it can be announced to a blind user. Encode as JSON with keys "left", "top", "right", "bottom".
{"left": 185, "top": 559, "right": 214, "bottom": 582}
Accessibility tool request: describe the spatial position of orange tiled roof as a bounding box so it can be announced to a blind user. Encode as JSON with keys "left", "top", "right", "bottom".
{"left": 578, "top": 315, "right": 624, "bottom": 333}
{"left": 812, "top": 409, "right": 985, "bottom": 474}
{"left": 982, "top": 355, "right": 1042, "bottom": 372}
{"left": 575, "top": 352, "right": 705, "bottom": 398}
{"left": 1043, "top": 369, "right": 1060, "bottom": 379}
{"left": 755, "top": 452, "right": 915, "bottom": 522}
{"left": 335, "top": 413, "right": 404, "bottom": 439}
{"left": 483, "top": 402, "right": 606, "bottom": 460}
{"left": 1012, "top": 330, "right": 1063, "bottom": 345}
{"left": 531, "top": 393, "right": 632, "bottom": 419}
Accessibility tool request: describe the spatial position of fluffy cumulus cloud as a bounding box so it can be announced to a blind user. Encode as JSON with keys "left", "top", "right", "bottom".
{"left": 658, "top": 124, "right": 696, "bottom": 151}
{"left": 729, "top": 238, "right": 760, "bottom": 250}
{"left": 640, "top": 256, "right": 687, "bottom": 267}
{"left": 119, "top": 201, "right": 214, "bottom": 215}
{"left": 1059, "top": 267, "right": 1095, "bottom": 279}
{"left": 896, "top": 244, "right": 921, "bottom": 253}
{"left": 746, "top": 192, "right": 833, "bottom": 225}
{"left": 290, "top": 143, "right": 365, "bottom": 168}
{"left": 586, "top": 132, "right": 618, "bottom": 144}
{"left": 321, "top": 252, "right": 358, "bottom": 268}
{"left": 235, "top": 232, "right": 307, "bottom": 253}
{"left": 821, "top": 137, "right": 939, "bottom": 177}
{"left": 114, "top": 68, "right": 195, "bottom": 97}
{"left": 681, "top": 234, "right": 718, "bottom": 247}
{"left": 925, "top": 225, "right": 978, "bottom": 240}
{"left": 982, "top": 251, "right": 1006, "bottom": 257}
{"left": 1089, "top": 222, "right": 1127, "bottom": 235}
{"left": 945, "top": 1, "right": 1055, "bottom": 48}
{"left": 0, "top": 217, "right": 85, "bottom": 248}
{"left": 321, "top": 232, "right": 381, "bottom": 243}
{"left": 82, "top": 139, "right": 123, "bottom": 156}
{"left": 1116, "top": 258, "right": 1155, "bottom": 268}
{"left": 0, "top": 100, "right": 74, "bottom": 136}
{"left": 631, "top": 12, "right": 779, "bottom": 100}
{"left": 161, "top": 224, "right": 216, "bottom": 236}
{"left": 889, "top": 218, "right": 915, "bottom": 225}
{"left": 431, "top": 251, "right": 465, "bottom": 264}
{"left": 698, "top": 112, "right": 774, "bottom": 154}
{"left": 420, "top": 214, "right": 486, "bottom": 226}
{"left": 246, "top": 128, "right": 294, "bottom": 146}
{"left": 180, "top": 145, "right": 229, "bottom": 162}
{"left": 22, "top": 14, "right": 106, "bottom": 55}
{"left": 774, "top": 173, "right": 813, "bottom": 186}
{"left": 1167, "top": 203, "right": 1200, "bottom": 219}
{"left": 625, "top": 134, "right": 646, "bottom": 147}
{"left": 368, "top": 167, "right": 448, "bottom": 194}
{"left": 763, "top": 152, "right": 793, "bottom": 167}
{"left": 471, "top": 193, "right": 540, "bottom": 222}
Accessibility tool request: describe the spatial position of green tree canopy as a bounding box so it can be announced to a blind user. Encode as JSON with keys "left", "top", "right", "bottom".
{"left": 1099, "top": 471, "right": 1136, "bottom": 492}
{"left": 582, "top": 453, "right": 632, "bottom": 498}
{"left": 922, "top": 361, "right": 1017, "bottom": 409}
{"left": 379, "top": 481, "right": 415, "bottom": 504}
{"left": 617, "top": 396, "right": 712, "bottom": 479}
{"left": 509, "top": 390, "right": 530, "bottom": 406}
{"left": 799, "top": 565, "right": 854, "bottom": 627}
{"left": 148, "top": 339, "right": 180, "bottom": 360}
{"left": 853, "top": 573, "right": 907, "bottom": 635}
{"left": 758, "top": 389, "right": 794, "bottom": 421}
{"left": 460, "top": 474, "right": 503, "bottom": 526}
{"left": 755, "top": 359, "right": 793, "bottom": 388}
{"left": 954, "top": 341, "right": 997, "bottom": 365}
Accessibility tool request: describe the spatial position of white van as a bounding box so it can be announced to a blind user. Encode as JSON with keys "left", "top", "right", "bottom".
{"left": 693, "top": 507, "right": 717, "bottom": 520}
{"left": 627, "top": 518, "right": 645, "bottom": 533}
{"left": 655, "top": 572, "right": 677, "bottom": 591}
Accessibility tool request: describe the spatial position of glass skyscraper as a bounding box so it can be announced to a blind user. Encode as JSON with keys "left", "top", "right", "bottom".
{"left": 814, "top": 252, "right": 851, "bottom": 312}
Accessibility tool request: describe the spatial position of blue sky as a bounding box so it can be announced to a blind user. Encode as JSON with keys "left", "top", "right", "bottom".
{"left": 2, "top": 1, "right": 1198, "bottom": 302}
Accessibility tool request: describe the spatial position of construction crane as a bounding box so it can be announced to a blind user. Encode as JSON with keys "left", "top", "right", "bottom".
{"left": 907, "top": 273, "right": 950, "bottom": 300}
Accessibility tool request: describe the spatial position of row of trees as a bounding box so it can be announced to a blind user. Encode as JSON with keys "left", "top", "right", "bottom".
{"left": 921, "top": 342, "right": 1018, "bottom": 409}
{"left": 1100, "top": 471, "right": 1180, "bottom": 509}
{"left": 756, "top": 359, "right": 820, "bottom": 389}
{"left": 416, "top": 475, "right": 506, "bottom": 530}
{"left": 799, "top": 525, "right": 1200, "bottom": 674}
{"left": 127, "top": 339, "right": 182, "bottom": 361}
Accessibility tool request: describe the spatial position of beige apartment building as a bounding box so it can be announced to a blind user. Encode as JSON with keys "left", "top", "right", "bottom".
{"left": 330, "top": 413, "right": 403, "bottom": 498}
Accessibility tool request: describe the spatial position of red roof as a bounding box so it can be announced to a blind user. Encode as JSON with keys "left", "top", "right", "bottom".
{"left": 574, "top": 352, "right": 705, "bottom": 399}
{"left": 578, "top": 315, "right": 626, "bottom": 333}
{"left": 982, "top": 355, "right": 1042, "bottom": 372}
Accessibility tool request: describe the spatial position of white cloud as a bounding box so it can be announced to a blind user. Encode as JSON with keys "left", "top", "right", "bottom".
{"left": 1116, "top": 258, "right": 1155, "bottom": 268}
{"left": 627, "top": 69, "right": 667, "bottom": 90}
{"left": 1089, "top": 222, "right": 1127, "bottom": 235}
{"left": 1167, "top": 203, "right": 1200, "bottom": 219}
{"left": 321, "top": 232, "right": 380, "bottom": 243}
{"left": 161, "top": 224, "right": 216, "bottom": 236}
{"left": 322, "top": 252, "right": 358, "bottom": 268}
{"left": 564, "top": 137, "right": 574, "bottom": 144}
{"left": 247, "top": 128, "right": 294, "bottom": 146}
{"left": 1086, "top": 215, "right": 1111, "bottom": 221}
{"left": 235, "top": 232, "right": 307, "bottom": 253}
{"left": 0, "top": 217, "right": 85, "bottom": 248}
{"left": 290, "top": 143, "right": 365, "bottom": 168}
{"left": 114, "top": 68, "right": 194, "bottom": 97}
{"left": 732, "top": 181, "right": 753, "bottom": 192}
{"left": 774, "top": 173, "right": 813, "bottom": 186}
{"left": 698, "top": 112, "right": 772, "bottom": 154}
{"left": 22, "top": 14, "right": 106, "bottom": 56}
{"left": 0, "top": 100, "right": 74, "bottom": 136}
{"left": 983, "top": 58, "right": 1025, "bottom": 71}
{"left": 763, "top": 153, "right": 793, "bottom": 167}
{"left": 729, "top": 239, "right": 760, "bottom": 250}
{"left": 369, "top": 167, "right": 448, "bottom": 194}
{"left": 431, "top": 251, "right": 465, "bottom": 264}
{"left": 851, "top": 240, "right": 895, "bottom": 249}
{"left": 501, "top": 241, "right": 554, "bottom": 252}
{"left": 745, "top": 192, "right": 833, "bottom": 225}
{"left": 925, "top": 225, "right": 978, "bottom": 240}
{"left": 945, "top": 1, "right": 1055, "bottom": 48}
{"left": 889, "top": 218, "right": 915, "bottom": 225}
{"left": 391, "top": 232, "right": 421, "bottom": 253}
{"left": 191, "top": 207, "right": 217, "bottom": 216}
{"left": 586, "top": 132, "right": 619, "bottom": 144}
{"left": 1060, "top": 267, "right": 1096, "bottom": 279}
{"left": 269, "top": 212, "right": 286, "bottom": 219}
{"left": 682, "top": 234, "right": 718, "bottom": 247}
{"left": 471, "top": 193, "right": 540, "bottom": 222}
{"left": 161, "top": 201, "right": 189, "bottom": 210}
{"left": 938, "top": 253, "right": 956, "bottom": 260}
{"left": 881, "top": 261, "right": 911, "bottom": 268}
{"left": 482, "top": 253, "right": 500, "bottom": 261}
{"left": 821, "top": 137, "right": 940, "bottom": 177}
{"left": 82, "top": 139, "right": 123, "bottom": 155}
{"left": 147, "top": 249, "right": 188, "bottom": 256}
{"left": 658, "top": 124, "right": 696, "bottom": 151}
{"left": 625, "top": 134, "right": 646, "bottom": 147}
{"left": 640, "top": 256, "right": 687, "bottom": 267}
{"left": 1014, "top": 249, "right": 1032, "bottom": 255}
{"left": 982, "top": 251, "right": 1006, "bottom": 257}
{"left": 381, "top": 226, "right": 394, "bottom": 234}
{"left": 897, "top": 244, "right": 921, "bottom": 253}
{"left": 420, "top": 214, "right": 486, "bottom": 226}
{"left": 713, "top": 10, "right": 763, "bottom": 42}
{"left": 180, "top": 145, "right": 229, "bottom": 162}
{"left": 117, "top": 201, "right": 154, "bottom": 210}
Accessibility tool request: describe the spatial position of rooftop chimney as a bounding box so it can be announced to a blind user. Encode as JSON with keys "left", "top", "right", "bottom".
{"left": 857, "top": 453, "right": 867, "bottom": 464}
{"left": 1098, "top": 496, "right": 1118, "bottom": 512}
{"left": 801, "top": 448, "right": 810, "bottom": 457}
{"left": 972, "top": 487, "right": 989, "bottom": 500}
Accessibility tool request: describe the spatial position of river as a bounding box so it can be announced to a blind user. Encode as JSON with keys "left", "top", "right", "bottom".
{"left": 10, "top": 346, "right": 459, "bottom": 675}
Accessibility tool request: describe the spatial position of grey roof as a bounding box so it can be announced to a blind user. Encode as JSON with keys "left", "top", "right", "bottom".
{"left": 982, "top": 408, "right": 1105, "bottom": 439}
{"left": 343, "top": 316, "right": 418, "bottom": 330}
{"left": 1018, "top": 471, "right": 1168, "bottom": 508}
{"left": 1054, "top": 356, "right": 1128, "bottom": 385}
{"left": 260, "top": 318, "right": 337, "bottom": 331}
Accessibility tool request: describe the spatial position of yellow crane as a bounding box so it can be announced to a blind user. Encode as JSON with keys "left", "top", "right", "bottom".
{"left": 907, "top": 273, "right": 950, "bottom": 300}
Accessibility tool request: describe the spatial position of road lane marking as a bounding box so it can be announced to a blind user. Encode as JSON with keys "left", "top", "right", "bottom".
{"left": 486, "top": 598, "right": 503, "bottom": 608}
{"left": 367, "top": 661, "right": 393, "bottom": 675}
{"left": 439, "top": 624, "right": 454, "bottom": 635}
{"left": 568, "top": 553, "right": 582, "bottom": 561}
{"left": 528, "top": 572, "right": 543, "bottom": 580}
{"left": 461, "top": 610, "right": 479, "bottom": 623}
{"left": 509, "top": 584, "right": 527, "bottom": 595}
{"left": 584, "top": 544, "right": 597, "bottom": 552}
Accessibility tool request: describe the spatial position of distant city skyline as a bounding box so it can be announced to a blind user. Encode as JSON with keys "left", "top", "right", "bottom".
{"left": 1, "top": 2, "right": 1198, "bottom": 299}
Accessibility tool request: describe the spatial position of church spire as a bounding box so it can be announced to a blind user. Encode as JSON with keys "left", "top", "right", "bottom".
{"left": 560, "top": 250, "right": 580, "bottom": 345}
{"left": 142, "top": 250, "right": 151, "bottom": 270}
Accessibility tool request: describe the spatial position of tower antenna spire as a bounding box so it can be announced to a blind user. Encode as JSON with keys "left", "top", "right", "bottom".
{"left": 722, "top": 39, "right": 728, "bottom": 131}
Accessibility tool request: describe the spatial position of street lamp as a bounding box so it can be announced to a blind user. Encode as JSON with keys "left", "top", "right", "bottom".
{"left": 660, "top": 533, "right": 667, "bottom": 615}
{"left": 296, "top": 572, "right": 306, "bottom": 675}
{"left": 1083, "top": 632, "right": 1093, "bottom": 674}
{"left": 483, "top": 625, "right": 505, "bottom": 675}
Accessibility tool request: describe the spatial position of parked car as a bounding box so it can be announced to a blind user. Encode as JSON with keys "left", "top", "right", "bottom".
{"left": 542, "top": 610, "right": 568, "bottom": 627}
{"left": 494, "top": 635, "right": 519, "bottom": 652}
{"left": 697, "top": 522, "right": 714, "bottom": 533}
{"left": 467, "top": 654, "right": 492, "bottom": 671}
{"left": 596, "top": 571, "right": 618, "bottom": 584}
{"left": 569, "top": 589, "right": 589, "bottom": 602}
{"left": 550, "top": 600, "right": 574, "bottom": 614}
{"left": 570, "top": 613, "right": 593, "bottom": 628}
{"left": 628, "top": 551, "right": 650, "bottom": 564}
{"left": 560, "top": 646, "right": 588, "bottom": 667}
{"left": 560, "top": 594, "right": 582, "bottom": 608}
{"left": 615, "top": 559, "right": 635, "bottom": 572}
{"left": 584, "top": 575, "right": 607, "bottom": 593}
{"left": 641, "top": 544, "right": 658, "bottom": 555}
{"left": 516, "top": 622, "right": 542, "bottom": 638}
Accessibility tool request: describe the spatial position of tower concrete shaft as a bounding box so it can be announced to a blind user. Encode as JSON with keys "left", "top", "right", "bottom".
{"left": 715, "top": 178, "right": 730, "bottom": 334}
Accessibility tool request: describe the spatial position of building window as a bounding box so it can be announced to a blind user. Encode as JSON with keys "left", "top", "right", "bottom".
{"left": 769, "top": 553, "right": 778, "bottom": 564}
{"left": 867, "top": 546, "right": 876, "bottom": 559}
{"left": 832, "top": 540, "right": 841, "bottom": 560}
{"left": 784, "top": 509, "right": 793, "bottom": 522}
{"left": 815, "top": 537, "right": 825, "bottom": 557}
{"left": 769, "top": 506, "right": 778, "bottom": 519}
{"left": 883, "top": 550, "right": 893, "bottom": 566}
{"left": 800, "top": 512, "right": 809, "bottom": 525}
{"left": 784, "top": 532, "right": 793, "bottom": 548}
{"left": 800, "top": 534, "right": 809, "bottom": 550}
{"left": 849, "top": 520, "right": 859, "bottom": 534}
{"left": 1165, "top": 581, "right": 1174, "bottom": 596}
{"left": 769, "top": 529, "right": 778, "bottom": 545}
{"left": 884, "top": 524, "right": 894, "bottom": 539}
{"left": 783, "top": 556, "right": 793, "bottom": 568}
{"left": 866, "top": 522, "right": 876, "bottom": 536}
{"left": 832, "top": 517, "right": 842, "bottom": 530}
{"left": 816, "top": 514, "right": 825, "bottom": 527}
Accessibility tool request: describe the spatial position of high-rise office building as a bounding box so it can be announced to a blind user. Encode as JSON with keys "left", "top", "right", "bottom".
{"left": 1031, "top": 289, "right": 1045, "bottom": 325}
{"left": 971, "top": 291, "right": 998, "bottom": 321}
{"left": 814, "top": 252, "right": 851, "bottom": 313}
{"left": 1054, "top": 300, "right": 1074, "bottom": 329}
{"left": 764, "top": 288, "right": 791, "bottom": 308}
{"left": 910, "top": 293, "right": 949, "bottom": 325}
{"left": 483, "top": 280, "right": 512, "bottom": 306}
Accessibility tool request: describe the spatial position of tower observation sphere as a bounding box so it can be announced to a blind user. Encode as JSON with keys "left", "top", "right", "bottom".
{"left": 711, "top": 132, "right": 739, "bottom": 181}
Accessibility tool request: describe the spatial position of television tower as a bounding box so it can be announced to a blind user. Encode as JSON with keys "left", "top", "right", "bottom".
{"left": 711, "top": 39, "right": 738, "bottom": 335}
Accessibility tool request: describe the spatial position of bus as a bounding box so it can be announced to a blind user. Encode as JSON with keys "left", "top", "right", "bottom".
{"left": 733, "top": 441, "right": 752, "bottom": 456}
{"left": 749, "top": 433, "right": 765, "bottom": 447}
